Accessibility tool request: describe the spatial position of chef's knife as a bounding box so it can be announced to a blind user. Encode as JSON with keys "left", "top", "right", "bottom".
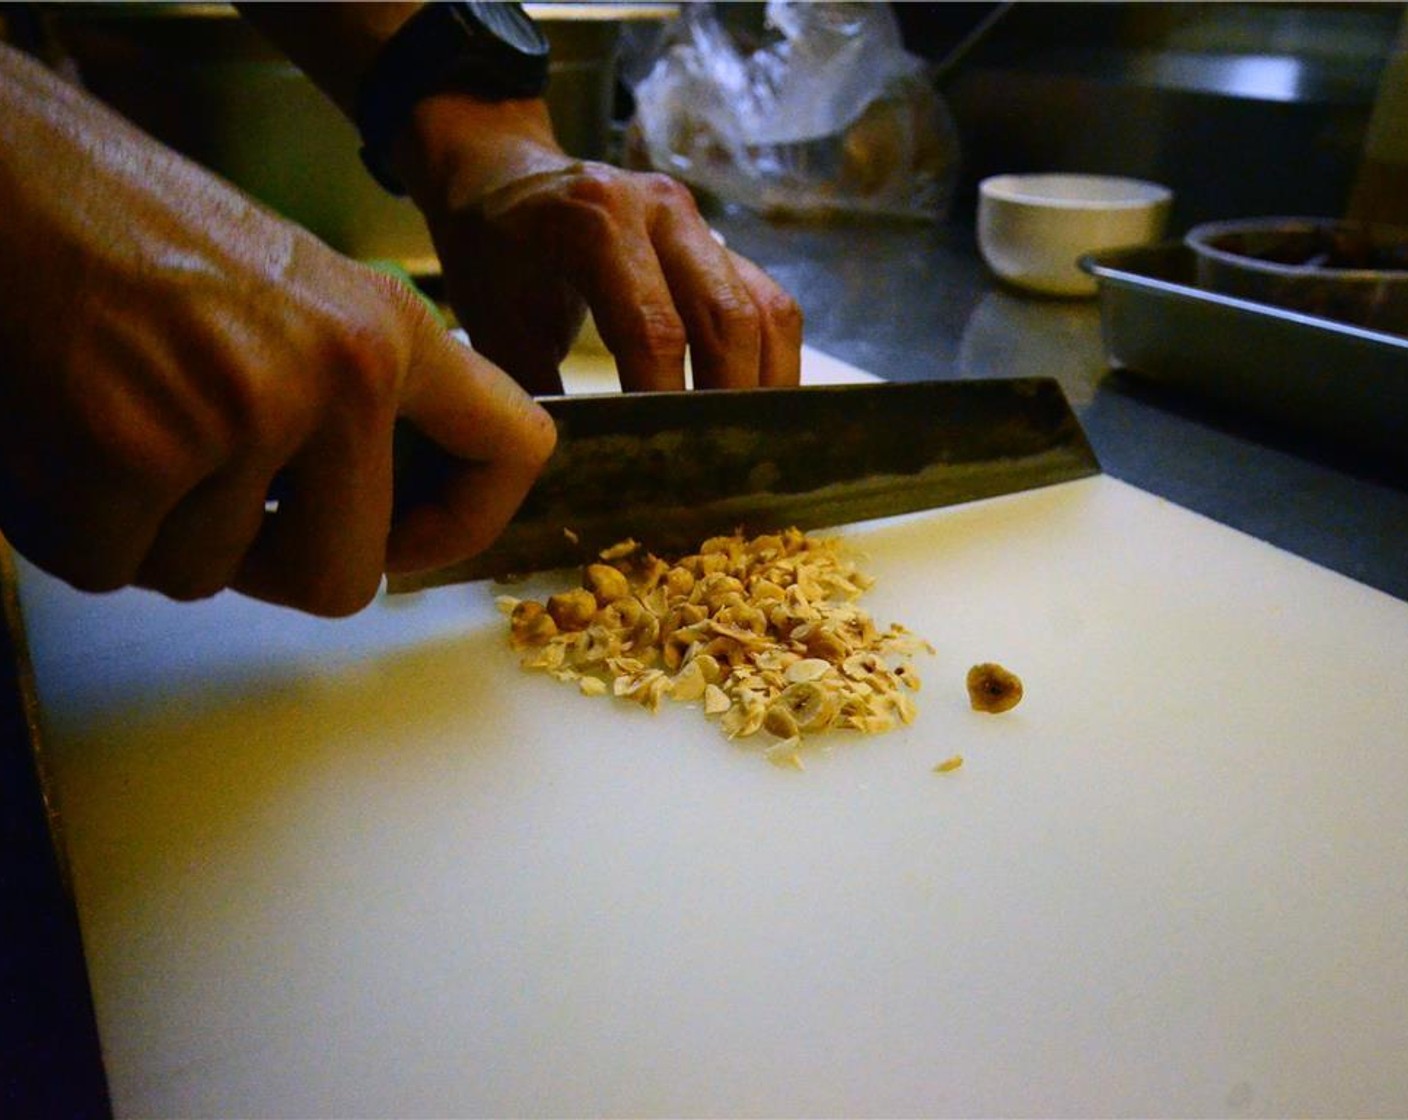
{"left": 387, "top": 378, "right": 1099, "bottom": 592}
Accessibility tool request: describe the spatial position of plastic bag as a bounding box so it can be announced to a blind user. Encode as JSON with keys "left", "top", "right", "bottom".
{"left": 624, "top": 1, "right": 959, "bottom": 221}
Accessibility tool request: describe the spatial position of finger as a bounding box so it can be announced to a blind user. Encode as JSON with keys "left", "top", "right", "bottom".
{"left": 566, "top": 218, "right": 689, "bottom": 392}
{"left": 387, "top": 326, "right": 556, "bottom": 575}
{"left": 232, "top": 405, "right": 395, "bottom": 618}
{"left": 134, "top": 459, "right": 280, "bottom": 601}
{"left": 726, "top": 250, "right": 804, "bottom": 387}
{"left": 456, "top": 283, "right": 574, "bottom": 397}
{"left": 11, "top": 457, "right": 180, "bottom": 594}
{"left": 494, "top": 350, "right": 565, "bottom": 398}
{"left": 649, "top": 210, "right": 764, "bottom": 390}
{"left": 1, "top": 482, "right": 167, "bottom": 595}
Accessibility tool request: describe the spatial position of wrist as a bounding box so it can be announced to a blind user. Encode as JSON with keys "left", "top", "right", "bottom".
{"left": 393, "top": 93, "right": 573, "bottom": 217}
{"left": 351, "top": 0, "right": 550, "bottom": 196}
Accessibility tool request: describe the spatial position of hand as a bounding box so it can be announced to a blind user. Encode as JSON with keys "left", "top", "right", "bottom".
{"left": 0, "top": 45, "right": 555, "bottom": 616}
{"left": 397, "top": 96, "right": 804, "bottom": 394}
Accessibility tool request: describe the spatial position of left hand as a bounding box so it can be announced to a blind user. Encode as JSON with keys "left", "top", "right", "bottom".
{"left": 396, "top": 95, "right": 804, "bottom": 394}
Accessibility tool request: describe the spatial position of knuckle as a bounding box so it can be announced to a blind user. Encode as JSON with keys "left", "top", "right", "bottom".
{"left": 560, "top": 163, "right": 621, "bottom": 210}
{"left": 312, "top": 270, "right": 415, "bottom": 406}
{"left": 634, "top": 306, "right": 690, "bottom": 363}
{"left": 641, "top": 171, "right": 697, "bottom": 209}
{"left": 193, "top": 355, "right": 296, "bottom": 472}
{"left": 561, "top": 166, "right": 698, "bottom": 220}
{"left": 326, "top": 315, "right": 403, "bottom": 416}
{"left": 708, "top": 293, "right": 762, "bottom": 344}
{"left": 88, "top": 423, "right": 194, "bottom": 504}
{"left": 761, "top": 288, "right": 804, "bottom": 339}
{"left": 269, "top": 320, "right": 405, "bottom": 464}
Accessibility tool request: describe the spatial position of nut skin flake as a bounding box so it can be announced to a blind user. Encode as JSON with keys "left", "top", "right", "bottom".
{"left": 498, "top": 528, "right": 934, "bottom": 763}
{"left": 966, "top": 662, "right": 1024, "bottom": 714}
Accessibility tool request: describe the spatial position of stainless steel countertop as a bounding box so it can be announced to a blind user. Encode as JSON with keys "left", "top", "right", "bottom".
{"left": 711, "top": 208, "right": 1408, "bottom": 604}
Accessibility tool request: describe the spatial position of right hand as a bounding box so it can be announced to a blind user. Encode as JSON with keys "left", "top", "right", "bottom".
{"left": 0, "top": 44, "right": 555, "bottom": 617}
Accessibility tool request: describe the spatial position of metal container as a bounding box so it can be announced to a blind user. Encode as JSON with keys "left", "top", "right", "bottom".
{"left": 1082, "top": 241, "right": 1408, "bottom": 473}
{"left": 44, "top": 3, "right": 676, "bottom": 271}
{"left": 1185, "top": 216, "right": 1408, "bottom": 335}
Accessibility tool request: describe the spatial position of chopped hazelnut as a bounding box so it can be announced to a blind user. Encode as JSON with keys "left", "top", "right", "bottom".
{"left": 547, "top": 588, "right": 597, "bottom": 632}
{"left": 583, "top": 563, "right": 630, "bottom": 606}
{"left": 500, "top": 528, "right": 935, "bottom": 763}
{"left": 509, "top": 600, "right": 558, "bottom": 646}
{"left": 966, "top": 662, "right": 1023, "bottom": 714}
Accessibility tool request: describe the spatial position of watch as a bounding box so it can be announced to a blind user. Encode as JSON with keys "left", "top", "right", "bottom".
{"left": 355, "top": 1, "right": 551, "bottom": 196}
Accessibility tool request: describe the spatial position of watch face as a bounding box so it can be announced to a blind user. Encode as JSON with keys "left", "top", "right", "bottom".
{"left": 446, "top": 1, "right": 550, "bottom": 96}
{"left": 466, "top": 0, "right": 550, "bottom": 57}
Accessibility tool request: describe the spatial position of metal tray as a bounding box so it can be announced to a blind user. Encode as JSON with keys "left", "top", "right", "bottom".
{"left": 1082, "top": 243, "right": 1408, "bottom": 472}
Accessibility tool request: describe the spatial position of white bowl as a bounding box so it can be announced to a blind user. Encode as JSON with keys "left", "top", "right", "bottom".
{"left": 978, "top": 173, "right": 1172, "bottom": 296}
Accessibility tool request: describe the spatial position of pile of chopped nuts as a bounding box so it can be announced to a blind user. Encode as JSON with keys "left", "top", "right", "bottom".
{"left": 496, "top": 529, "right": 934, "bottom": 768}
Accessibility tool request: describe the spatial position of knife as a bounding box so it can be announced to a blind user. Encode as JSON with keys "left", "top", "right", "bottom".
{"left": 386, "top": 377, "right": 1100, "bottom": 592}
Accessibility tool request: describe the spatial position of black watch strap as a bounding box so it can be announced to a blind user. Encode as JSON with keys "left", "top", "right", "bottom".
{"left": 355, "top": 1, "right": 550, "bottom": 196}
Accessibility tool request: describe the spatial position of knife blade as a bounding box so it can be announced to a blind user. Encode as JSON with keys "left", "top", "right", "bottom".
{"left": 386, "top": 378, "right": 1099, "bottom": 592}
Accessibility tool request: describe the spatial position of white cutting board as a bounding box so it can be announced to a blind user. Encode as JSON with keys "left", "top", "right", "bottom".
{"left": 16, "top": 348, "right": 1408, "bottom": 1118}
